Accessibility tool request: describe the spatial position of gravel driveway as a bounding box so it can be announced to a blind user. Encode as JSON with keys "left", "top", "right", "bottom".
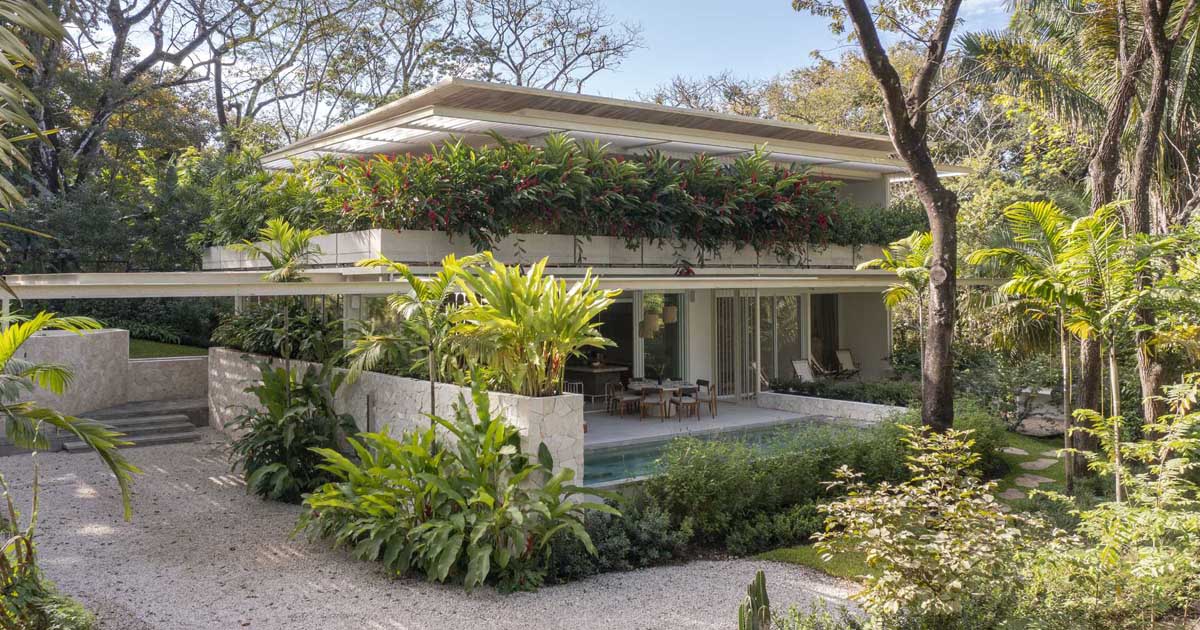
{"left": 0, "top": 430, "right": 857, "bottom": 630}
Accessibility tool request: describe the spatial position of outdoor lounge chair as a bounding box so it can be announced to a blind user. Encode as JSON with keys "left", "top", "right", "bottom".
{"left": 791, "top": 359, "right": 818, "bottom": 383}
{"left": 835, "top": 350, "right": 861, "bottom": 378}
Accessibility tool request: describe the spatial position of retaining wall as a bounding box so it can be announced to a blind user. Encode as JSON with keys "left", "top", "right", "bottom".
{"left": 208, "top": 347, "right": 585, "bottom": 476}
{"left": 756, "top": 391, "right": 907, "bottom": 425}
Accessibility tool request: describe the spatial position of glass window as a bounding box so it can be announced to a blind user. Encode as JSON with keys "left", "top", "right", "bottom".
{"left": 776, "top": 296, "right": 804, "bottom": 379}
{"left": 641, "top": 292, "right": 683, "bottom": 381}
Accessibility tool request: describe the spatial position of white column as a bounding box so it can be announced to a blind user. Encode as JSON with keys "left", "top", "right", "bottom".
{"left": 753, "top": 289, "right": 761, "bottom": 395}
{"left": 801, "top": 293, "right": 812, "bottom": 360}
{"left": 632, "top": 291, "right": 644, "bottom": 379}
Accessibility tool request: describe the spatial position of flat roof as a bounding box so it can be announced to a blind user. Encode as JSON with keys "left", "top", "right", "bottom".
{"left": 262, "top": 79, "right": 967, "bottom": 181}
{"left": 3, "top": 268, "right": 912, "bottom": 300}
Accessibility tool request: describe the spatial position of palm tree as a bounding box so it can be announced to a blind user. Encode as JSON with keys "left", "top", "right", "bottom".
{"left": 1061, "top": 204, "right": 1141, "bottom": 501}
{"left": 230, "top": 218, "right": 325, "bottom": 283}
{"left": 968, "top": 201, "right": 1078, "bottom": 490}
{"left": 231, "top": 219, "right": 325, "bottom": 377}
{"left": 0, "top": 313, "right": 140, "bottom": 518}
{"left": 349, "top": 253, "right": 484, "bottom": 412}
{"left": 858, "top": 231, "right": 933, "bottom": 369}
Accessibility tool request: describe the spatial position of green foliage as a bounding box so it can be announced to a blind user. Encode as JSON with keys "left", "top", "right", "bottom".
{"left": 545, "top": 494, "right": 692, "bottom": 583}
{"left": 226, "top": 358, "right": 357, "bottom": 503}
{"left": 768, "top": 378, "right": 919, "bottom": 407}
{"left": 828, "top": 201, "right": 927, "bottom": 247}
{"left": 644, "top": 422, "right": 909, "bottom": 548}
{"left": 816, "top": 425, "right": 1040, "bottom": 627}
{"left": 888, "top": 399, "right": 1008, "bottom": 476}
{"left": 231, "top": 218, "right": 325, "bottom": 283}
{"left": 299, "top": 386, "right": 618, "bottom": 592}
{"left": 726, "top": 503, "right": 823, "bottom": 556}
{"left": 22, "top": 297, "right": 229, "bottom": 347}
{"left": 212, "top": 299, "right": 342, "bottom": 363}
{"left": 856, "top": 230, "right": 932, "bottom": 309}
{"left": 198, "top": 136, "right": 916, "bottom": 255}
{"left": 452, "top": 254, "right": 620, "bottom": 396}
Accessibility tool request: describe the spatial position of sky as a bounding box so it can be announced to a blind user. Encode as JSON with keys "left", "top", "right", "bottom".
{"left": 585, "top": 0, "right": 1013, "bottom": 100}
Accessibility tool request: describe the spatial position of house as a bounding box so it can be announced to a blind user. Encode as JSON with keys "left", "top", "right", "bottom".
{"left": 205, "top": 78, "right": 967, "bottom": 399}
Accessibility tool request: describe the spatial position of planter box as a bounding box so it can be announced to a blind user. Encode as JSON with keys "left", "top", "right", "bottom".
{"left": 756, "top": 391, "right": 907, "bottom": 425}
{"left": 204, "top": 228, "right": 879, "bottom": 272}
{"left": 208, "top": 347, "right": 585, "bottom": 475}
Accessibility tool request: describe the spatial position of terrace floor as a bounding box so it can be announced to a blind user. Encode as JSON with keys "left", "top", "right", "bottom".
{"left": 584, "top": 399, "right": 831, "bottom": 450}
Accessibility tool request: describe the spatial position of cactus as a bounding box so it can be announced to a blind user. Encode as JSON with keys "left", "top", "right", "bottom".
{"left": 738, "top": 570, "right": 771, "bottom": 630}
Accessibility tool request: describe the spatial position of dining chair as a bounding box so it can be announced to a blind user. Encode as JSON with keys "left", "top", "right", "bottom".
{"left": 609, "top": 381, "right": 641, "bottom": 416}
{"left": 639, "top": 386, "right": 667, "bottom": 420}
{"left": 670, "top": 387, "right": 699, "bottom": 421}
{"left": 695, "top": 379, "right": 718, "bottom": 418}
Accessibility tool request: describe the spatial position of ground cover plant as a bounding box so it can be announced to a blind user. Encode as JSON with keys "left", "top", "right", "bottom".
{"left": 768, "top": 379, "right": 919, "bottom": 407}
{"left": 299, "top": 386, "right": 616, "bottom": 592}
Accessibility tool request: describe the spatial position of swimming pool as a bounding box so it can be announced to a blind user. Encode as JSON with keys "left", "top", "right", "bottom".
{"left": 582, "top": 420, "right": 820, "bottom": 486}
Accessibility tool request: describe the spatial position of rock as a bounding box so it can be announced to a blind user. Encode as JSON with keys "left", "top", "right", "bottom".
{"left": 1000, "top": 446, "right": 1029, "bottom": 456}
{"left": 1000, "top": 488, "right": 1026, "bottom": 501}
{"left": 1016, "top": 414, "right": 1064, "bottom": 437}
{"left": 1019, "top": 458, "right": 1058, "bottom": 471}
{"left": 1014, "top": 474, "right": 1054, "bottom": 488}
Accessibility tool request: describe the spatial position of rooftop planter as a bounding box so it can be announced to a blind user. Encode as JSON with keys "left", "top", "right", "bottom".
{"left": 198, "top": 134, "right": 926, "bottom": 261}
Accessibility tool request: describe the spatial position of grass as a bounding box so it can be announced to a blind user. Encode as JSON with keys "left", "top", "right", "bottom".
{"left": 757, "top": 544, "right": 873, "bottom": 582}
{"left": 129, "top": 339, "right": 209, "bottom": 359}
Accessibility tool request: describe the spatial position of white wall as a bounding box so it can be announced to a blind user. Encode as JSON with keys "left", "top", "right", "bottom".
{"left": 685, "top": 289, "right": 714, "bottom": 382}
{"left": 837, "top": 292, "right": 892, "bottom": 379}
{"left": 22, "top": 329, "right": 129, "bottom": 415}
{"left": 839, "top": 176, "right": 890, "bottom": 208}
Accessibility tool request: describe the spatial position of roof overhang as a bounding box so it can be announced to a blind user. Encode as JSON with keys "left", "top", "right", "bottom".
{"left": 2, "top": 268, "right": 975, "bottom": 301}
{"left": 262, "top": 79, "right": 969, "bottom": 182}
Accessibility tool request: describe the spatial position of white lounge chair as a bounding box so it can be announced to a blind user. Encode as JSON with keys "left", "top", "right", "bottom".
{"left": 835, "top": 350, "right": 860, "bottom": 378}
{"left": 791, "top": 359, "right": 818, "bottom": 383}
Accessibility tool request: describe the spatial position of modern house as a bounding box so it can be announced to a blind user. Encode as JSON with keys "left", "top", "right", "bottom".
{"left": 207, "top": 79, "right": 965, "bottom": 399}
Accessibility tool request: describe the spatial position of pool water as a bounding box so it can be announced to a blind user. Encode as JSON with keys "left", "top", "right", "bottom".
{"left": 582, "top": 420, "right": 816, "bottom": 486}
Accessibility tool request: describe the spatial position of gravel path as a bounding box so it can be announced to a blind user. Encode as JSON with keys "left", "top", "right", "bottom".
{"left": 0, "top": 429, "right": 858, "bottom": 630}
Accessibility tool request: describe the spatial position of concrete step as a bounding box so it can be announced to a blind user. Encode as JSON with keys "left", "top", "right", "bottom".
{"left": 86, "top": 398, "right": 208, "bottom": 427}
{"left": 63, "top": 425, "right": 201, "bottom": 453}
{"left": 102, "top": 415, "right": 196, "bottom": 438}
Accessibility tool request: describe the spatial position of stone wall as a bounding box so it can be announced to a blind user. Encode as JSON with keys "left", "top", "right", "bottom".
{"left": 208, "top": 348, "right": 585, "bottom": 476}
{"left": 756, "top": 391, "right": 907, "bottom": 425}
{"left": 128, "top": 357, "right": 209, "bottom": 402}
{"left": 22, "top": 329, "right": 130, "bottom": 416}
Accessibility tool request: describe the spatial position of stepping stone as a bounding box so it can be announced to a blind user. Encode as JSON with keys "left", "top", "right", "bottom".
{"left": 1016, "top": 415, "right": 1064, "bottom": 437}
{"left": 1000, "top": 488, "right": 1027, "bottom": 501}
{"left": 1014, "top": 474, "right": 1054, "bottom": 488}
{"left": 1041, "top": 450, "right": 1061, "bottom": 458}
{"left": 1000, "top": 447, "right": 1029, "bottom": 456}
{"left": 1019, "top": 458, "right": 1059, "bottom": 471}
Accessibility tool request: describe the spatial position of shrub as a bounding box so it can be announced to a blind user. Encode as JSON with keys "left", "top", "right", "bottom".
{"left": 816, "top": 425, "right": 1040, "bottom": 628}
{"left": 212, "top": 298, "right": 342, "bottom": 362}
{"left": 889, "top": 398, "right": 1007, "bottom": 477}
{"left": 726, "top": 503, "right": 823, "bottom": 556}
{"left": 545, "top": 494, "right": 692, "bottom": 583}
{"left": 769, "top": 378, "right": 919, "bottom": 407}
{"left": 644, "top": 422, "right": 910, "bottom": 548}
{"left": 299, "top": 386, "right": 616, "bottom": 591}
{"left": 227, "top": 358, "right": 357, "bottom": 503}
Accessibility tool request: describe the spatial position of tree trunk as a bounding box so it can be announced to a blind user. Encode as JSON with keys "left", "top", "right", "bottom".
{"left": 920, "top": 192, "right": 957, "bottom": 431}
{"left": 1074, "top": 337, "right": 1102, "bottom": 475}
{"left": 1059, "top": 317, "right": 1074, "bottom": 493}
{"left": 1107, "top": 342, "right": 1123, "bottom": 502}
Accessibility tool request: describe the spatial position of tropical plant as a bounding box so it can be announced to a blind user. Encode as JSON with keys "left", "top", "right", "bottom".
{"left": 299, "top": 386, "right": 618, "bottom": 591}
{"left": 0, "top": 0, "right": 63, "bottom": 212}
{"left": 229, "top": 218, "right": 325, "bottom": 283}
{"left": 968, "top": 200, "right": 1079, "bottom": 489}
{"left": 348, "top": 253, "right": 484, "bottom": 411}
{"left": 451, "top": 254, "right": 620, "bottom": 397}
{"left": 815, "top": 425, "right": 1039, "bottom": 625}
{"left": 226, "top": 357, "right": 357, "bottom": 503}
{"left": 211, "top": 299, "right": 342, "bottom": 363}
{"left": 857, "top": 231, "right": 932, "bottom": 361}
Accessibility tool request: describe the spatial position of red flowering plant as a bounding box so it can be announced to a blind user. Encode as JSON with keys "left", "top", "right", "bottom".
{"left": 206, "top": 134, "right": 916, "bottom": 257}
